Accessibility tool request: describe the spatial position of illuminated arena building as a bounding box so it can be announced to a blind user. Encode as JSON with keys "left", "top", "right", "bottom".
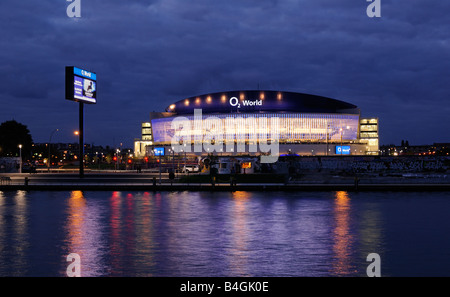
{"left": 134, "top": 90, "right": 379, "bottom": 158}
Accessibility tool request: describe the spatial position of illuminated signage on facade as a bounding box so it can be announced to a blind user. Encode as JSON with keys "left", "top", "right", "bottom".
{"left": 335, "top": 145, "right": 351, "bottom": 155}
{"left": 229, "top": 97, "right": 263, "bottom": 109}
{"left": 154, "top": 147, "right": 165, "bottom": 156}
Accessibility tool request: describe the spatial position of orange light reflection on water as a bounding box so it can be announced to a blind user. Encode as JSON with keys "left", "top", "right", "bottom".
{"left": 331, "top": 191, "right": 356, "bottom": 275}
{"left": 67, "top": 191, "right": 86, "bottom": 250}
{"left": 229, "top": 191, "right": 251, "bottom": 276}
{"left": 65, "top": 191, "right": 105, "bottom": 276}
{"left": 109, "top": 191, "right": 122, "bottom": 273}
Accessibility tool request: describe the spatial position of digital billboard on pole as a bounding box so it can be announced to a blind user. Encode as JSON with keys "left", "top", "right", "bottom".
{"left": 65, "top": 66, "right": 97, "bottom": 104}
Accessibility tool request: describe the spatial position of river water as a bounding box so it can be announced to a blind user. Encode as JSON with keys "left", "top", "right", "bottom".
{"left": 0, "top": 190, "right": 449, "bottom": 277}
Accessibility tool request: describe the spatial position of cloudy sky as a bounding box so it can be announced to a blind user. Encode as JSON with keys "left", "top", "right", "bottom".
{"left": 0, "top": 0, "right": 449, "bottom": 147}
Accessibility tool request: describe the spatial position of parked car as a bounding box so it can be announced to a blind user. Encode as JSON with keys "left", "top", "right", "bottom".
{"left": 182, "top": 165, "right": 199, "bottom": 173}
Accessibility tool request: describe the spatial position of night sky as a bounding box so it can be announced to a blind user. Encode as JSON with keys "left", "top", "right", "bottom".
{"left": 1, "top": 0, "right": 449, "bottom": 148}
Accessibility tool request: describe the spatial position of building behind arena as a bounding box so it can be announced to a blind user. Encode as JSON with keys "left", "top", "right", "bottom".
{"left": 134, "top": 90, "right": 379, "bottom": 159}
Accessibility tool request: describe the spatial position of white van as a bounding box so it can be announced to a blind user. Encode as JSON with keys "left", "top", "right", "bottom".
{"left": 183, "top": 165, "right": 200, "bottom": 173}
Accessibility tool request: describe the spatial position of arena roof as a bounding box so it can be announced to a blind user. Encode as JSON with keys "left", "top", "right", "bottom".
{"left": 165, "top": 90, "right": 359, "bottom": 115}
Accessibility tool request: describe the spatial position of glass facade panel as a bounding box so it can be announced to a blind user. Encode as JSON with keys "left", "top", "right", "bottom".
{"left": 360, "top": 132, "right": 378, "bottom": 138}
{"left": 142, "top": 128, "right": 152, "bottom": 135}
{"left": 151, "top": 113, "right": 360, "bottom": 144}
{"left": 360, "top": 125, "right": 377, "bottom": 131}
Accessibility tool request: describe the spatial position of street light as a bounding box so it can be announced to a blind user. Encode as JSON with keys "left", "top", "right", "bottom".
{"left": 116, "top": 148, "right": 120, "bottom": 171}
{"left": 48, "top": 129, "right": 59, "bottom": 172}
{"left": 18, "top": 144, "right": 22, "bottom": 174}
{"left": 171, "top": 147, "right": 175, "bottom": 173}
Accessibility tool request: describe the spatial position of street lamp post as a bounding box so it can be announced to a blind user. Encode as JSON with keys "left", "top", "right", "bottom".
{"left": 48, "top": 129, "right": 59, "bottom": 172}
{"left": 172, "top": 147, "right": 175, "bottom": 173}
{"left": 116, "top": 149, "right": 120, "bottom": 171}
{"left": 184, "top": 144, "right": 187, "bottom": 172}
{"left": 18, "top": 144, "right": 22, "bottom": 174}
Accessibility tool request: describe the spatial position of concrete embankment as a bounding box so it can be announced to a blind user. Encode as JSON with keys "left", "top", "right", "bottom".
{"left": 2, "top": 182, "right": 450, "bottom": 192}
{"left": 1, "top": 172, "right": 450, "bottom": 191}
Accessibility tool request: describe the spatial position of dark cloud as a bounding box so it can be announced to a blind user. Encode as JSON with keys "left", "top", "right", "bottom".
{"left": 0, "top": 0, "right": 449, "bottom": 146}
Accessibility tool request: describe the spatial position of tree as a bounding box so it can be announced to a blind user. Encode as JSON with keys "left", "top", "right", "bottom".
{"left": 0, "top": 120, "right": 33, "bottom": 159}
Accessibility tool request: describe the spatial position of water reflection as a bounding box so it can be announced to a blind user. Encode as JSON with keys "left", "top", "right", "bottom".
{"left": 13, "top": 191, "right": 29, "bottom": 276}
{"left": 357, "top": 196, "right": 384, "bottom": 275}
{"left": 0, "top": 190, "right": 446, "bottom": 276}
{"left": 165, "top": 191, "right": 219, "bottom": 276}
{"left": 109, "top": 192, "right": 159, "bottom": 276}
{"left": 109, "top": 191, "right": 123, "bottom": 274}
{"left": 124, "top": 193, "right": 136, "bottom": 272}
{"left": 228, "top": 191, "right": 251, "bottom": 276}
{"left": 133, "top": 192, "right": 156, "bottom": 276}
{"left": 0, "top": 191, "right": 29, "bottom": 276}
{"left": 64, "top": 191, "right": 107, "bottom": 276}
{"left": 331, "top": 191, "right": 356, "bottom": 275}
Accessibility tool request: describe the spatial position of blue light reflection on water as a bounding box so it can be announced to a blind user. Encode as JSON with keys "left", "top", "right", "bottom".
{"left": 0, "top": 190, "right": 449, "bottom": 276}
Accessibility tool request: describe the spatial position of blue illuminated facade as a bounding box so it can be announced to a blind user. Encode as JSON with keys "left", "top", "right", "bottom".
{"left": 136, "top": 90, "right": 379, "bottom": 156}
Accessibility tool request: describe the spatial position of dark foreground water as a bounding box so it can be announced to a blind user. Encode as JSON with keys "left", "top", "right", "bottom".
{"left": 0, "top": 190, "right": 449, "bottom": 277}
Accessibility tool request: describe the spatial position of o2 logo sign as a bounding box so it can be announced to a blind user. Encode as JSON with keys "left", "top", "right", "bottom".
{"left": 229, "top": 97, "right": 241, "bottom": 108}
{"left": 229, "top": 97, "right": 263, "bottom": 109}
{"left": 335, "top": 146, "right": 351, "bottom": 155}
{"left": 66, "top": 0, "right": 81, "bottom": 18}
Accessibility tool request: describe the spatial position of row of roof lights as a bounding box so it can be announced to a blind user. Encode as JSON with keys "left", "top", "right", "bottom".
{"left": 169, "top": 92, "right": 283, "bottom": 110}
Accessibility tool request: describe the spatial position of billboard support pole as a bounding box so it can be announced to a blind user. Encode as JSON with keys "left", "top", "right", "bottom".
{"left": 65, "top": 66, "right": 96, "bottom": 179}
{"left": 79, "top": 102, "right": 84, "bottom": 178}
